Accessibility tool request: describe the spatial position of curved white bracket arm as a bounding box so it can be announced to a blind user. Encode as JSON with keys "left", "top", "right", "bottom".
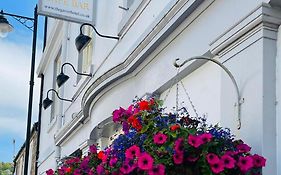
{"left": 174, "top": 56, "right": 242, "bottom": 129}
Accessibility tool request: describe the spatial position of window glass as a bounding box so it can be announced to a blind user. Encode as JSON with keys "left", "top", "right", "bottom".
{"left": 77, "top": 26, "right": 93, "bottom": 83}
{"left": 51, "top": 48, "right": 62, "bottom": 122}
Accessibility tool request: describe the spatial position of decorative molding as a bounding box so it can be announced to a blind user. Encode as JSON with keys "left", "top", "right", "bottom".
{"left": 210, "top": 3, "right": 281, "bottom": 56}
{"left": 54, "top": 110, "right": 85, "bottom": 146}
{"left": 81, "top": 0, "right": 205, "bottom": 121}
{"left": 36, "top": 20, "right": 64, "bottom": 75}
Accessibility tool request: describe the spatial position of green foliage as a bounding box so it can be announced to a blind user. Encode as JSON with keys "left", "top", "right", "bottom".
{"left": 0, "top": 162, "right": 13, "bottom": 175}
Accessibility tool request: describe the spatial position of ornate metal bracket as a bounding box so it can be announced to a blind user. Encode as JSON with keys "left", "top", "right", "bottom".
{"left": 174, "top": 56, "right": 242, "bottom": 129}
{"left": 0, "top": 10, "right": 35, "bottom": 31}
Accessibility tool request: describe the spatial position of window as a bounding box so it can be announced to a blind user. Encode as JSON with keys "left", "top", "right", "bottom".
{"left": 51, "top": 48, "right": 62, "bottom": 122}
{"left": 77, "top": 26, "right": 93, "bottom": 83}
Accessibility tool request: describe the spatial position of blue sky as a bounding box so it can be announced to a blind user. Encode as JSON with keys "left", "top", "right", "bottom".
{"left": 0, "top": 0, "right": 44, "bottom": 163}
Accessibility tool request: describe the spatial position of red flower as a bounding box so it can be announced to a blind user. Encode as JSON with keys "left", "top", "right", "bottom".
{"left": 170, "top": 124, "right": 180, "bottom": 131}
{"left": 65, "top": 167, "right": 72, "bottom": 173}
{"left": 132, "top": 119, "right": 142, "bottom": 131}
{"left": 98, "top": 151, "right": 105, "bottom": 160}
{"left": 139, "top": 100, "right": 150, "bottom": 111}
{"left": 127, "top": 115, "right": 137, "bottom": 124}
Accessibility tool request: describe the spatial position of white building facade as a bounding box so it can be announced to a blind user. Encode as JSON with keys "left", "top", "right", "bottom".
{"left": 36, "top": 0, "right": 281, "bottom": 174}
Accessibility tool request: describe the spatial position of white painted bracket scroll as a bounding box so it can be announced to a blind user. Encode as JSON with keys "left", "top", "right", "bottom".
{"left": 174, "top": 56, "right": 242, "bottom": 130}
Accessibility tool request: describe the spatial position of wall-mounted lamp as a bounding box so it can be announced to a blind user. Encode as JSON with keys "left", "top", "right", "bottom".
{"left": 43, "top": 89, "right": 72, "bottom": 109}
{"left": 75, "top": 23, "right": 119, "bottom": 52}
{"left": 56, "top": 62, "right": 92, "bottom": 88}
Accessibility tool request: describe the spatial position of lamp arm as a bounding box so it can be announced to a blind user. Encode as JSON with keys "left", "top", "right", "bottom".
{"left": 80, "top": 23, "right": 119, "bottom": 40}
{"left": 61, "top": 62, "right": 92, "bottom": 77}
{"left": 1, "top": 10, "right": 35, "bottom": 31}
{"left": 46, "top": 89, "right": 72, "bottom": 102}
{"left": 174, "top": 56, "right": 242, "bottom": 129}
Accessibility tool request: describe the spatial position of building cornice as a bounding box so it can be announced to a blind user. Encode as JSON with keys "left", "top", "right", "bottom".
{"left": 210, "top": 3, "right": 281, "bottom": 56}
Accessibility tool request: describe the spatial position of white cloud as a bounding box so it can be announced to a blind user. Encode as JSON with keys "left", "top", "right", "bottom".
{"left": 0, "top": 39, "right": 42, "bottom": 138}
{"left": 0, "top": 116, "right": 26, "bottom": 139}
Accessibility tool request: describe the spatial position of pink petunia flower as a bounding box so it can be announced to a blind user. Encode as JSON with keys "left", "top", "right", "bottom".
{"left": 148, "top": 164, "right": 165, "bottom": 175}
{"left": 153, "top": 133, "right": 168, "bottom": 145}
{"left": 200, "top": 133, "right": 213, "bottom": 143}
{"left": 46, "top": 169, "right": 54, "bottom": 175}
{"left": 206, "top": 153, "right": 220, "bottom": 165}
{"left": 173, "top": 153, "right": 184, "bottom": 165}
{"left": 138, "top": 152, "right": 154, "bottom": 170}
{"left": 237, "top": 156, "right": 254, "bottom": 173}
{"left": 188, "top": 134, "right": 203, "bottom": 148}
{"left": 125, "top": 145, "right": 141, "bottom": 159}
{"left": 96, "top": 164, "right": 105, "bottom": 175}
{"left": 89, "top": 145, "right": 97, "bottom": 154}
{"left": 221, "top": 154, "right": 236, "bottom": 169}
{"left": 252, "top": 154, "right": 266, "bottom": 167}
{"left": 186, "top": 155, "right": 199, "bottom": 162}
{"left": 236, "top": 143, "right": 251, "bottom": 153}
{"left": 120, "top": 162, "right": 136, "bottom": 174}
{"left": 109, "top": 157, "right": 118, "bottom": 167}
{"left": 210, "top": 161, "right": 224, "bottom": 174}
{"left": 113, "top": 107, "right": 126, "bottom": 122}
{"left": 174, "top": 138, "right": 184, "bottom": 153}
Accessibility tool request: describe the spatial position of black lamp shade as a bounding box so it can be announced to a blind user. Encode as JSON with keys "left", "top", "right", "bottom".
{"left": 43, "top": 97, "right": 53, "bottom": 109}
{"left": 56, "top": 72, "right": 70, "bottom": 87}
{"left": 75, "top": 33, "right": 91, "bottom": 52}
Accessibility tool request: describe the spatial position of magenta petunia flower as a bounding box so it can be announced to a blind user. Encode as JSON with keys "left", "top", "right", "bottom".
{"left": 153, "top": 133, "right": 168, "bottom": 145}
{"left": 120, "top": 162, "right": 136, "bottom": 174}
{"left": 174, "top": 138, "right": 184, "bottom": 153}
{"left": 186, "top": 155, "right": 199, "bottom": 162}
{"left": 236, "top": 143, "right": 251, "bottom": 153}
{"left": 109, "top": 157, "right": 118, "bottom": 167}
{"left": 173, "top": 153, "right": 184, "bottom": 165}
{"left": 237, "top": 156, "right": 254, "bottom": 173}
{"left": 210, "top": 161, "right": 224, "bottom": 174}
{"left": 200, "top": 133, "right": 213, "bottom": 143}
{"left": 46, "top": 169, "right": 54, "bottom": 175}
{"left": 125, "top": 145, "right": 141, "bottom": 159}
{"left": 137, "top": 152, "right": 154, "bottom": 170}
{"left": 206, "top": 153, "right": 220, "bottom": 164}
{"left": 221, "top": 154, "right": 236, "bottom": 169}
{"left": 188, "top": 134, "right": 203, "bottom": 148}
{"left": 148, "top": 164, "right": 165, "bottom": 175}
{"left": 89, "top": 145, "right": 97, "bottom": 154}
{"left": 96, "top": 164, "right": 105, "bottom": 175}
{"left": 252, "top": 154, "right": 266, "bottom": 167}
{"left": 113, "top": 107, "right": 126, "bottom": 122}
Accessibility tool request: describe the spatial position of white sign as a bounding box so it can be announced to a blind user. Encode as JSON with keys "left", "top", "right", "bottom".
{"left": 38, "top": 0, "right": 95, "bottom": 24}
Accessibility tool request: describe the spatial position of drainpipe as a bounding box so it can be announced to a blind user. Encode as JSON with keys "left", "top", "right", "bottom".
{"left": 35, "top": 74, "right": 44, "bottom": 175}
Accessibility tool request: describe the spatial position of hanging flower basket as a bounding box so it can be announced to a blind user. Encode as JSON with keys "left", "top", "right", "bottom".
{"left": 46, "top": 98, "right": 266, "bottom": 175}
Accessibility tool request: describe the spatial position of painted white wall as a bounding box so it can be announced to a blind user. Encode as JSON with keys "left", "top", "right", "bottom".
{"left": 37, "top": 0, "right": 281, "bottom": 174}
